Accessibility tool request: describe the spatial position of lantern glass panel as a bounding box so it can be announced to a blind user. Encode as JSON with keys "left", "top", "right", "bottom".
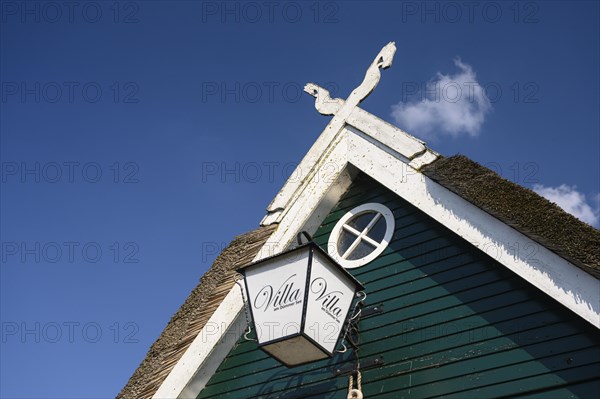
{"left": 304, "top": 249, "right": 357, "bottom": 353}
{"left": 243, "top": 250, "right": 309, "bottom": 344}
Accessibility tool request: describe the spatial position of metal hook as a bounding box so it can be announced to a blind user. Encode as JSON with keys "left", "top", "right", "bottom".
{"left": 356, "top": 291, "right": 367, "bottom": 303}
{"left": 243, "top": 326, "right": 254, "bottom": 341}
{"left": 337, "top": 341, "right": 348, "bottom": 353}
{"left": 296, "top": 231, "right": 313, "bottom": 246}
{"left": 350, "top": 308, "right": 362, "bottom": 321}
{"left": 234, "top": 273, "right": 257, "bottom": 342}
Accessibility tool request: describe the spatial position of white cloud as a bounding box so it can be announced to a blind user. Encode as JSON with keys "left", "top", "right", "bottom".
{"left": 391, "top": 58, "right": 491, "bottom": 141}
{"left": 533, "top": 184, "right": 600, "bottom": 227}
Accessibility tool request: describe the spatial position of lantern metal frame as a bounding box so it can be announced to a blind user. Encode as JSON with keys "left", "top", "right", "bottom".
{"left": 237, "top": 241, "right": 365, "bottom": 367}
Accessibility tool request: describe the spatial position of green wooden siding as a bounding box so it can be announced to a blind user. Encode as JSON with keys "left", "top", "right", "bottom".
{"left": 198, "top": 174, "right": 600, "bottom": 398}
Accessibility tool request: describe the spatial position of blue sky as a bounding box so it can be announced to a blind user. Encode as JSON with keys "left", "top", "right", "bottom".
{"left": 1, "top": 1, "right": 598, "bottom": 397}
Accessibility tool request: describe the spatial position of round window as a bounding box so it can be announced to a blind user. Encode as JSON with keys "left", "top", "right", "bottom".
{"left": 328, "top": 203, "right": 395, "bottom": 269}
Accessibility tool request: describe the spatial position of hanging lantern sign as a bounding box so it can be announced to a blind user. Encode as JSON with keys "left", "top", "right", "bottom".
{"left": 237, "top": 237, "right": 364, "bottom": 367}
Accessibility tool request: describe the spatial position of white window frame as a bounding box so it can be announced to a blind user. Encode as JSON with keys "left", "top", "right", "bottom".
{"left": 328, "top": 202, "right": 395, "bottom": 269}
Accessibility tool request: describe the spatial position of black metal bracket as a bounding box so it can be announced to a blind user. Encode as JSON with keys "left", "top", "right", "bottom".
{"left": 332, "top": 356, "right": 385, "bottom": 376}
{"left": 296, "top": 231, "right": 313, "bottom": 245}
{"left": 361, "top": 303, "right": 384, "bottom": 318}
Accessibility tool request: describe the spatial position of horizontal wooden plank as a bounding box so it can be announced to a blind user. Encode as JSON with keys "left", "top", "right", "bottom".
{"left": 314, "top": 206, "right": 431, "bottom": 243}
{"left": 512, "top": 378, "right": 600, "bottom": 398}
{"left": 303, "top": 343, "right": 599, "bottom": 399}
{"left": 203, "top": 308, "right": 581, "bottom": 395}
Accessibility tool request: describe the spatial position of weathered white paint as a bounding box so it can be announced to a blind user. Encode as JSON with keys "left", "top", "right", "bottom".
{"left": 294, "top": 167, "right": 355, "bottom": 237}
{"left": 262, "top": 133, "right": 350, "bottom": 248}
{"left": 177, "top": 309, "right": 248, "bottom": 398}
{"left": 409, "top": 149, "right": 439, "bottom": 170}
{"left": 303, "top": 83, "right": 343, "bottom": 116}
{"left": 302, "top": 86, "right": 427, "bottom": 160}
{"left": 153, "top": 286, "right": 247, "bottom": 399}
{"left": 347, "top": 107, "right": 425, "bottom": 159}
{"left": 346, "top": 131, "right": 600, "bottom": 327}
{"left": 265, "top": 42, "right": 399, "bottom": 222}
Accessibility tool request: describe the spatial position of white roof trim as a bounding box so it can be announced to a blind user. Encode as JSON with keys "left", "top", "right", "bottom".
{"left": 263, "top": 42, "right": 436, "bottom": 225}
{"left": 153, "top": 286, "right": 246, "bottom": 399}
{"left": 345, "top": 130, "right": 600, "bottom": 328}
{"left": 155, "top": 42, "right": 600, "bottom": 399}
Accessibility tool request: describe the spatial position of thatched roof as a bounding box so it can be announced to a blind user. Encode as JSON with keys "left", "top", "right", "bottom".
{"left": 117, "top": 225, "right": 276, "bottom": 399}
{"left": 422, "top": 155, "right": 600, "bottom": 278}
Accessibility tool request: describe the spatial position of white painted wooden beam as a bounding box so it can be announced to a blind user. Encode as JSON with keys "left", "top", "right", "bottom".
{"left": 346, "top": 132, "right": 600, "bottom": 328}
{"left": 153, "top": 285, "right": 247, "bottom": 398}
{"left": 265, "top": 42, "right": 399, "bottom": 222}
